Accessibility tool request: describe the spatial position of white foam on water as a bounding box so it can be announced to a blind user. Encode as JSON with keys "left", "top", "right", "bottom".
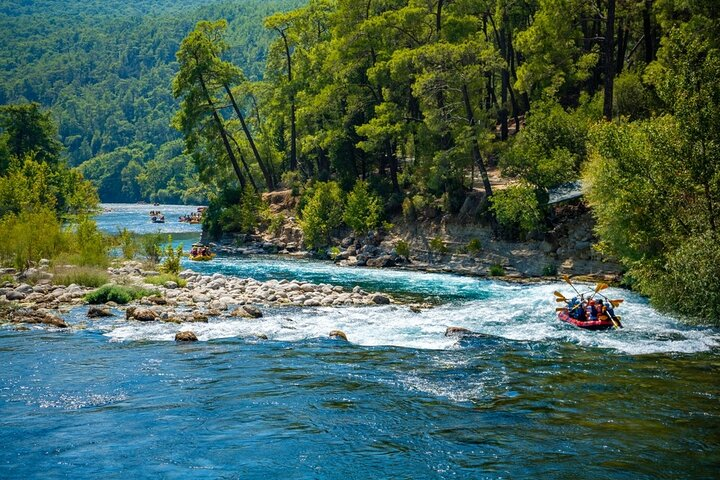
{"left": 102, "top": 281, "right": 719, "bottom": 355}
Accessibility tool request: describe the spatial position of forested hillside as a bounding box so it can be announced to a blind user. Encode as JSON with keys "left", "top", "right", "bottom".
{"left": 0, "top": 0, "right": 304, "bottom": 203}
{"left": 171, "top": 0, "right": 718, "bottom": 322}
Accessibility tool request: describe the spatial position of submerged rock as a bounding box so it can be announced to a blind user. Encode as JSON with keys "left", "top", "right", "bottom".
{"left": 329, "top": 330, "right": 348, "bottom": 341}
{"left": 445, "top": 326, "right": 473, "bottom": 337}
{"left": 175, "top": 331, "right": 198, "bottom": 342}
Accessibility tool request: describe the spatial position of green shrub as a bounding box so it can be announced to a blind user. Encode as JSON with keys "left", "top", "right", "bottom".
{"left": 542, "top": 263, "right": 558, "bottom": 276}
{"left": 219, "top": 189, "right": 261, "bottom": 233}
{"left": 327, "top": 246, "right": 341, "bottom": 260}
{"left": 0, "top": 207, "right": 67, "bottom": 270}
{"left": 145, "top": 274, "right": 187, "bottom": 288}
{"left": 116, "top": 228, "right": 138, "bottom": 260}
{"left": 269, "top": 212, "right": 286, "bottom": 236}
{"left": 466, "top": 238, "right": 482, "bottom": 255}
{"left": 401, "top": 197, "right": 416, "bottom": 219}
{"left": 299, "top": 181, "right": 344, "bottom": 249}
{"left": 281, "top": 171, "right": 303, "bottom": 196}
{"left": 84, "top": 284, "right": 158, "bottom": 305}
{"left": 395, "top": 240, "right": 410, "bottom": 258}
{"left": 488, "top": 264, "right": 506, "bottom": 276}
{"left": 53, "top": 266, "right": 109, "bottom": 288}
{"left": 141, "top": 232, "right": 164, "bottom": 263}
{"left": 343, "top": 180, "right": 382, "bottom": 235}
{"left": 429, "top": 237, "right": 448, "bottom": 254}
{"left": 160, "top": 236, "right": 183, "bottom": 275}
{"left": 489, "top": 183, "right": 542, "bottom": 238}
{"left": 499, "top": 100, "right": 589, "bottom": 190}
{"left": 71, "top": 217, "right": 109, "bottom": 267}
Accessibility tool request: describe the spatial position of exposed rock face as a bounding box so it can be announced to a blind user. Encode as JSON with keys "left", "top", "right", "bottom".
{"left": 175, "top": 331, "right": 198, "bottom": 342}
{"left": 329, "top": 330, "right": 348, "bottom": 341}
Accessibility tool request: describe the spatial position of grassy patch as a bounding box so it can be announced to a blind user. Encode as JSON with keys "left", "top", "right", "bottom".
{"left": 85, "top": 284, "right": 159, "bottom": 305}
{"left": 144, "top": 274, "right": 187, "bottom": 288}
{"left": 53, "top": 266, "right": 109, "bottom": 288}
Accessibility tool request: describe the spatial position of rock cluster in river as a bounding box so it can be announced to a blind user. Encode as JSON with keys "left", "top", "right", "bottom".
{"left": 1, "top": 259, "right": 401, "bottom": 332}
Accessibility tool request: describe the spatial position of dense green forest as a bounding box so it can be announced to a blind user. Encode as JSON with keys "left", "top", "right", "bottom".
{"left": 172, "top": 0, "right": 718, "bottom": 321}
{"left": 0, "top": 0, "right": 304, "bottom": 203}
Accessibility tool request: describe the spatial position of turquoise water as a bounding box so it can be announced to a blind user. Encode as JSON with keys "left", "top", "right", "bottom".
{"left": 1, "top": 204, "right": 718, "bottom": 478}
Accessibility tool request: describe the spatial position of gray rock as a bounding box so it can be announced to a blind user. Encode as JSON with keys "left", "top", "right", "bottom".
{"left": 15, "top": 284, "right": 34, "bottom": 294}
{"left": 445, "top": 326, "right": 473, "bottom": 337}
{"left": 163, "top": 281, "right": 178, "bottom": 289}
{"left": 366, "top": 255, "right": 395, "bottom": 268}
{"left": 192, "top": 293, "right": 211, "bottom": 303}
{"left": 6, "top": 291, "right": 26, "bottom": 301}
{"left": 371, "top": 294, "right": 390, "bottom": 305}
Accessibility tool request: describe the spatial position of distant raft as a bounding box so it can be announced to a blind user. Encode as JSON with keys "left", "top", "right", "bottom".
{"left": 189, "top": 253, "right": 215, "bottom": 262}
{"left": 189, "top": 243, "right": 214, "bottom": 261}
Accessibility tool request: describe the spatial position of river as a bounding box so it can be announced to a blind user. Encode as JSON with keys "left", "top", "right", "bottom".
{"left": 1, "top": 204, "right": 718, "bottom": 479}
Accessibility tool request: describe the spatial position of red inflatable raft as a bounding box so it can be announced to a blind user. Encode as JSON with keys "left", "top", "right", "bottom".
{"left": 557, "top": 309, "right": 619, "bottom": 330}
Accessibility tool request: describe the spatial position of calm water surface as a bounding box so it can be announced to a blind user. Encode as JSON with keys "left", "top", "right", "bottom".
{"left": 0, "top": 204, "right": 718, "bottom": 479}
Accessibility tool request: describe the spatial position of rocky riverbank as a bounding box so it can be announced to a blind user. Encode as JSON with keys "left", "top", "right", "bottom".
{"left": 0, "top": 261, "right": 395, "bottom": 334}
{"left": 207, "top": 191, "right": 623, "bottom": 283}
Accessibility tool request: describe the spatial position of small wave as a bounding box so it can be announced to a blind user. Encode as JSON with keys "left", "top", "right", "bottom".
{"left": 34, "top": 392, "right": 129, "bottom": 410}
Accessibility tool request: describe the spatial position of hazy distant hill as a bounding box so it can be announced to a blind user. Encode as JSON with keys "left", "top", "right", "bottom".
{"left": 0, "top": 0, "right": 303, "bottom": 202}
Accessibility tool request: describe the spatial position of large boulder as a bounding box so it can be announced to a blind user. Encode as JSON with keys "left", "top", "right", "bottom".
{"left": 366, "top": 255, "right": 395, "bottom": 268}
{"left": 132, "top": 308, "right": 158, "bottom": 322}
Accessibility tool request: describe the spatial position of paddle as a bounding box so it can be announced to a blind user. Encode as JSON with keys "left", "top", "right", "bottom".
{"left": 562, "top": 275, "right": 581, "bottom": 296}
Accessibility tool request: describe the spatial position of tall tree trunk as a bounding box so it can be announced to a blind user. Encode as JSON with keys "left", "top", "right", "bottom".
{"left": 603, "top": 0, "right": 616, "bottom": 120}
{"left": 499, "top": 22, "right": 509, "bottom": 140}
{"left": 643, "top": 0, "right": 655, "bottom": 64}
{"left": 507, "top": 29, "right": 521, "bottom": 132}
{"left": 277, "top": 28, "right": 297, "bottom": 171}
{"left": 224, "top": 85, "right": 275, "bottom": 190}
{"left": 228, "top": 132, "right": 258, "bottom": 193}
{"left": 462, "top": 84, "right": 492, "bottom": 199}
{"left": 199, "top": 75, "right": 245, "bottom": 190}
{"left": 387, "top": 141, "right": 400, "bottom": 193}
{"left": 436, "top": 0, "right": 444, "bottom": 36}
{"left": 615, "top": 19, "right": 628, "bottom": 75}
